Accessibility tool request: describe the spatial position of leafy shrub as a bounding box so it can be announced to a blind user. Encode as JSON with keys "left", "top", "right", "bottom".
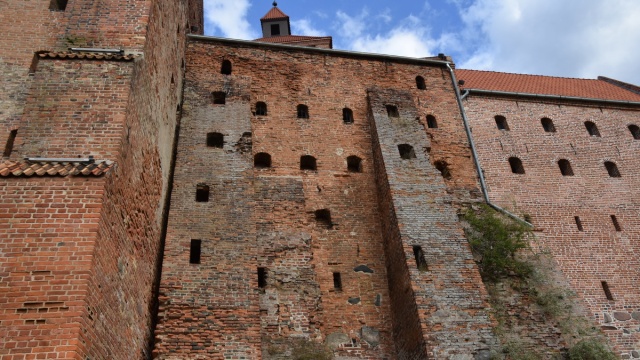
{"left": 568, "top": 339, "right": 616, "bottom": 360}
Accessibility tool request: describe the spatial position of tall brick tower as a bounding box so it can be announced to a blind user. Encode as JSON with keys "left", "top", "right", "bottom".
{"left": 0, "top": 0, "right": 203, "bottom": 359}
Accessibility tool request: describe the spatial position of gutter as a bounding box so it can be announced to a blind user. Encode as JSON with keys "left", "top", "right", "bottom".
{"left": 445, "top": 64, "right": 533, "bottom": 227}
{"left": 462, "top": 88, "right": 640, "bottom": 107}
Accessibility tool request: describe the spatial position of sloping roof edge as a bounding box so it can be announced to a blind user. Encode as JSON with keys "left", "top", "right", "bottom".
{"left": 0, "top": 160, "right": 114, "bottom": 177}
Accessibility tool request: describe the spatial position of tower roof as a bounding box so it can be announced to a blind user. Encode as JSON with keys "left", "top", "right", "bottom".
{"left": 261, "top": 5, "right": 289, "bottom": 22}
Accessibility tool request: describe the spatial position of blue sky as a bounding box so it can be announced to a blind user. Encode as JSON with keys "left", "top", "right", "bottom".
{"left": 203, "top": 0, "right": 640, "bottom": 85}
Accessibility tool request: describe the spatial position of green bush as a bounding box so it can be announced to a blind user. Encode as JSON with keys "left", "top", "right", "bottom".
{"left": 568, "top": 339, "right": 617, "bottom": 360}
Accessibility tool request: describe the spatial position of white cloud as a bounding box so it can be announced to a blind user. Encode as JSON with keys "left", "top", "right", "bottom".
{"left": 335, "top": 10, "right": 369, "bottom": 38}
{"left": 203, "top": 0, "right": 258, "bottom": 39}
{"left": 291, "top": 19, "right": 324, "bottom": 37}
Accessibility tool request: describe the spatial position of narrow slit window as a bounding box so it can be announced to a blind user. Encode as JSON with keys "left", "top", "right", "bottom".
{"left": 3, "top": 129, "right": 17, "bottom": 157}
{"left": 604, "top": 161, "right": 620, "bottom": 177}
{"left": 495, "top": 115, "right": 509, "bottom": 130}
{"left": 558, "top": 159, "right": 574, "bottom": 176}
{"left": 347, "top": 155, "right": 362, "bottom": 173}
{"left": 220, "top": 60, "right": 232, "bottom": 75}
{"left": 434, "top": 160, "right": 452, "bottom": 179}
{"left": 256, "top": 102, "right": 267, "bottom": 116}
{"left": 315, "top": 209, "right": 332, "bottom": 229}
{"left": 426, "top": 115, "right": 438, "bottom": 129}
{"left": 416, "top": 76, "right": 426, "bottom": 90}
{"left": 212, "top": 91, "right": 226, "bottom": 105}
{"left": 207, "top": 132, "right": 224, "bottom": 148}
{"left": 196, "top": 184, "right": 210, "bottom": 202}
{"left": 575, "top": 216, "right": 583, "bottom": 231}
{"left": 628, "top": 125, "right": 640, "bottom": 139}
{"left": 386, "top": 105, "right": 399, "bottom": 118}
{"left": 343, "top": 108, "right": 354, "bottom": 124}
{"left": 300, "top": 155, "right": 317, "bottom": 171}
{"left": 333, "top": 272, "right": 342, "bottom": 290}
{"left": 413, "top": 246, "right": 428, "bottom": 271}
{"left": 254, "top": 152, "right": 272, "bottom": 168}
{"left": 258, "top": 267, "right": 267, "bottom": 288}
{"left": 508, "top": 157, "right": 524, "bottom": 174}
{"left": 398, "top": 144, "right": 416, "bottom": 160}
{"left": 601, "top": 281, "right": 614, "bottom": 301}
{"left": 610, "top": 215, "right": 621, "bottom": 231}
{"left": 189, "top": 240, "right": 201, "bottom": 264}
{"left": 584, "top": 121, "right": 600, "bottom": 137}
{"left": 49, "top": 0, "right": 68, "bottom": 11}
{"left": 541, "top": 118, "right": 556, "bottom": 132}
{"left": 297, "top": 104, "right": 309, "bottom": 119}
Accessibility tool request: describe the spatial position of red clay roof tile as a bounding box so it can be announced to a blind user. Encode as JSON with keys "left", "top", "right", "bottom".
{"left": 260, "top": 7, "right": 289, "bottom": 21}
{"left": 39, "top": 52, "right": 137, "bottom": 61}
{"left": 254, "top": 35, "right": 332, "bottom": 45}
{"left": 0, "top": 160, "right": 114, "bottom": 177}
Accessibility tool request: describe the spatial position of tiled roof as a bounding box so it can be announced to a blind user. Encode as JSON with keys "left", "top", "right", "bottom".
{"left": 38, "top": 52, "right": 137, "bottom": 61}
{"left": 260, "top": 7, "right": 289, "bottom": 21}
{"left": 0, "top": 160, "right": 113, "bottom": 177}
{"left": 255, "top": 35, "right": 332, "bottom": 45}
{"left": 456, "top": 69, "right": 640, "bottom": 102}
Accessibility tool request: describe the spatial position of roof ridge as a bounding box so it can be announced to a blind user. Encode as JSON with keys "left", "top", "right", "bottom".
{"left": 456, "top": 68, "right": 602, "bottom": 82}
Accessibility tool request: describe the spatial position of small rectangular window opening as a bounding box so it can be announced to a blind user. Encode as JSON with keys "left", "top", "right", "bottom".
{"left": 196, "top": 184, "right": 210, "bottom": 202}
{"left": 270, "top": 24, "right": 281, "bottom": 36}
{"left": 49, "top": 0, "right": 68, "bottom": 11}
{"left": 190, "top": 240, "right": 202, "bottom": 264}
{"left": 610, "top": 215, "right": 622, "bottom": 231}
{"left": 601, "top": 281, "right": 613, "bottom": 301}
{"left": 574, "top": 216, "right": 583, "bottom": 231}
{"left": 412, "top": 246, "right": 428, "bottom": 271}
{"left": 3, "top": 130, "right": 17, "bottom": 157}
{"left": 386, "top": 105, "right": 399, "bottom": 118}
{"left": 333, "top": 272, "right": 342, "bottom": 291}
{"left": 212, "top": 92, "right": 226, "bottom": 105}
{"left": 258, "top": 267, "right": 267, "bottom": 288}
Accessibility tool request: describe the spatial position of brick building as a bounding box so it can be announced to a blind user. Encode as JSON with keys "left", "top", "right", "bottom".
{"left": 1, "top": 1, "right": 639, "bottom": 359}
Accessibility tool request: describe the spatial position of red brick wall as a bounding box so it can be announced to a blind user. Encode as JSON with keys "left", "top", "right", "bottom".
{"left": 465, "top": 95, "right": 640, "bottom": 356}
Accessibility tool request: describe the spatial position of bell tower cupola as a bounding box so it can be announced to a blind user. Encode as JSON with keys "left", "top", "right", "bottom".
{"left": 260, "top": 1, "right": 291, "bottom": 37}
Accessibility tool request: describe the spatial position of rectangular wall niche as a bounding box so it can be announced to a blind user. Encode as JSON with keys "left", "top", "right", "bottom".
{"left": 190, "top": 240, "right": 202, "bottom": 264}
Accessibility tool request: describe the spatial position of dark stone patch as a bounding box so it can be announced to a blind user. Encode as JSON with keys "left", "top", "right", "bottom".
{"left": 348, "top": 297, "right": 361, "bottom": 305}
{"left": 633, "top": 312, "right": 640, "bottom": 320}
{"left": 601, "top": 326, "right": 618, "bottom": 331}
{"left": 361, "top": 326, "right": 380, "bottom": 347}
{"left": 604, "top": 313, "right": 612, "bottom": 323}
{"left": 375, "top": 294, "right": 381, "bottom": 306}
{"left": 354, "top": 265, "right": 374, "bottom": 273}
{"left": 615, "top": 312, "right": 632, "bottom": 321}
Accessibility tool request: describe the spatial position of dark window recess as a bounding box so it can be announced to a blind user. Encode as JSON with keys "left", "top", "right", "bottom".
{"left": 495, "top": 115, "right": 509, "bottom": 130}
{"left": 212, "top": 91, "right": 226, "bottom": 105}
{"left": 611, "top": 215, "right": 622, "bottom": 231}
{"left": 426, "top": 115, "right": 438, "bottom": 129}
{"left": 3, "top": 130, "right": 17, "bottom": 157}
{"left": 604, "top": 161, "right": 620, "bottom": 177}
{"left": 207, "top": 132, "right": 224, "bottom": 148}
{"left": 256, "top": 102, "right": 267, "bottom": 116}
{"left": 398, "top": 144, "right": 416, "bottom": 160}
{"left": 300, "top": 155, "right": 317, "bottom": 170}
{"left": 270, "top": 23, "right": 281, "bottom": 36}
{"left": 220, "top": 60, "right": 232, "bottom": 75}
{"left": 628, "top": 125, "right": 640, "bottom": 140}
{"left": 416, "top": 76, "right": 426, "bottom": 90}
{"left": 254, "top": 152, "right": 272, "bottom": 168}
{"left": 297, "top": 104, "right": 309, "bottom": 119}
{"left": 195, "top": 184, "right": 210, "bottom": 202}
{"left": 434, "top": 160, "right": 452, "bottom": 180}
{"left": 49, "top": 0, "right": 68, "bottom": 11}
{"left": 190, "top": 25, "right": 199, "bottom": 33}
{"left": 509, "top": 157, "right": 525, "bottom": 174}
{"left": 413, "top": 246, "right": 428, "bottom": 271}
{"left": 575, "top": 216, "right": 583, "bottom": 231}
{"left": 333, "top": 272, "right": 342, "bottom": 290}
{"left": 258, "top": 267, "right": 267, "bottom": 288}
{"left": 585, "top": 121, "right": 600, "bottom": 137}
{"left": 601, "top": 281, "right": 614, "bottom": 301}
{"left": 386, "top": 105, "right": 399, "bottom": 118}
{"left": 541, "top": 117, "right": 556, "bottom": 132}
{"left": 343, "top": 108, "right": 354, "bottom": 124}
{"left": 347, "top": 155, "right": 362, "bottom": 173}
{"left": 315, "top": 209, "right": 332, "bottom": 228}
{"left": 558, "top": 159, "right": 574, "bottom": 176}
{"left": 189, "top": 240, "right": 201, "bottom": 264}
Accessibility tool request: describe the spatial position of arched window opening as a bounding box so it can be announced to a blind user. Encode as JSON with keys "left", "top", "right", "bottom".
{"left": 416, "top": 76, "right": 426, "bottom": 90}
{"left": 254, "top": 152, "right": 272, "bottom": 168}
{"left": 434, "top": 160, "right": 452, "bottom": 179}
{"left": 256, "top": 102, "right": 267, "bottom": 116}
{"left": 426, "top": 115, "right": 438, "bottom": 129}
{"left": 347, "top": 156, "right": 362, "bottom": 172}
{"left": 297, "top": 104, "right": 309, "bottom": 119}
{"left": 509, "top": 157, "right": 525, "bottom": 174}
{"left": 541, "top": 118, "right": 556, "bottom": 132}
{"left": 398, "top": 144, "right": 416, "bottom": 160}
{"left": 558, "top": 159, "right": 574, "bottom": 176}
{"left": 49, "top": 0, "right": 68, "bottom": 11}
{"left": 212, "top": 91, "right": 226, "bottom": 105}
{"left": 585, "top": 121, "right": 600, "bottom": 137}
{"left": 220, "top": 60, "right": 232, "bottom": 75}
{"left": 315, "top": 209, "right": 332, "bottom": 229}
{"left": 206, "top": 132, "right": 224, "bottom": 148}
{"left": 413, "top": 245, "right": 428, "bottom": 271}
{"left": 628, "top": 125, "right": 640, "bottom": 140}
{"left": 604, "top": 161, "right": 620, "bottom": 177}
{"left": 495, "top": 115, "right": 509, "bottom": 130}
{"left": 386, "top": 105, "right": 399, "bottom": 118}
{"left": 196, "top": 184, "right": 210, "bottom": 202}
{"left": 300, "top": 155, "right": 317, "bottom": 171}
{"left": 343, "top": 108, "right": 354, "bottom": 124}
